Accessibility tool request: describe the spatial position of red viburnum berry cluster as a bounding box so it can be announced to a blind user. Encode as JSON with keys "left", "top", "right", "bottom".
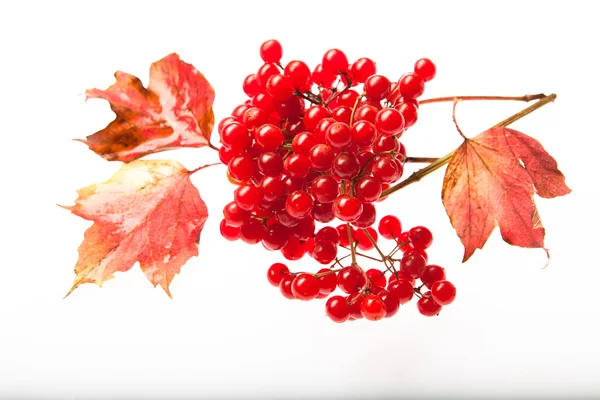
{"left": 218, "top": 39, "right": 455, "bottom": 321}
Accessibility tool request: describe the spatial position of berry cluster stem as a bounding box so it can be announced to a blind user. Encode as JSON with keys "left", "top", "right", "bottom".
{"left": 418, "top": 93, "right": 547, "bottom": 105}
{"left": 380, "top": 93, "right": 557, "bottom": 198}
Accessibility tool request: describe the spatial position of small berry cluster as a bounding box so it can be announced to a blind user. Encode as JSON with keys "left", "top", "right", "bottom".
{"left": 218, "top": 39, "right": 454, "bottom": 321}
{"left": 267, "top": 218, "right": 456, "bottom": 322}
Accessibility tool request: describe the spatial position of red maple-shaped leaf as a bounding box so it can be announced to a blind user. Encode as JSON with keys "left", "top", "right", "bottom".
{"left": 79, "top": 53, "right": 215, "bottom": 162}
{"left": 442, "top": 127, "right": 571, "bottom": 262}
{"left": 64, "top": 160, "right": 208, "bottom": 297}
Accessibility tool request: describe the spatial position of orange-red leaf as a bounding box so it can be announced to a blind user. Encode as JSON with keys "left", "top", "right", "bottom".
{"left": 442, "top": 127, "right": 571, "bottom": 262}
{"left": 79, "top": 53, "right": 215, "bottom": 162}
{"left": 64, "top": 160, "right": 208, "bottom": 297}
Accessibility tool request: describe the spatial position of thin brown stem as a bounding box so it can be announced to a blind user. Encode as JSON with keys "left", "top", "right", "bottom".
{"left": 314, "top": 269, "right": 342, "bottom": 278}
{"left": 346, "top": 224, "right": 357, "bottom": 266}
{"left": 189, "top": 162, "right": 220, "bottom": 175}
{"left": 362, "top": 229, "right": 386, "bottom": 260}
{"left": 349, "top": 92, "right": 365, "bottom": 127}
{"left": 452, "top": 98, "right": 467, "bottom": 140}
{"left": 405, "top": 157, "right": 439, "bottom": 163}
{"left": 340, "top": 246, "right": 382, "bottom": 262}
{"left": 380, "top": 93, "right": 557, "bottom": 198}
{"left": 294, "top": 89, "right": 322, "bottom": 105}
{"left": 419, "top": 93, "right": 547, "bottom": 105}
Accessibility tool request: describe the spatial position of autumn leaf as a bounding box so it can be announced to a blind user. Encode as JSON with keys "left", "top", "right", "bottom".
{"left": 442, "top": 127, "right": 571, "bottom": 262}
{"left": 63, "top": 160, "right": 208, "bottom": 297}
{"left": 78, "top": 53, "right": 215, "bottom": 162}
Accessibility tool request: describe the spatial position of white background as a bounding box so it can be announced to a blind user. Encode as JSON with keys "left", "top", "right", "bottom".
{"left": 1, "top": 1, "right": 598, "bottom": 399}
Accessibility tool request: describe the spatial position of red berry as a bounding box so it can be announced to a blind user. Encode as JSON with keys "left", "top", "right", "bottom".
{"left": 351, "top": 120, "right": 377, "bottom": 147}
{"left": 352, "top": 203, "right": 377, "bottom": 229}
{"left": 256, "top": 63, "right": 280, "bottom": 87}
{"left": 312, "top": 202, "right": 334, "bottom": 223}
{"left": 364, "top": 75, "right": 390, "bottom": 101}
{"left": 304, "top": 105, "right": 330, "bottom": 131}
{"left": 375, "top": 108, "right": 405, "bottom": 137}
{"left": 395, "top": 102, "right": 418, "bottom": 128}
{"left": 346, "top": 295, "right": 364, "bottom": 320}
{"left": 414, "top": 58, "right": 436, "bottom": 82}
{"left": 322, "top": 49, "right": 349, "bottom": 73}
{"left": 267, "top": 263, "right": 289, "bottom": 287}
{"left": 355, "top": 227, "right": 377, "bottom": 250}
{"left": 312, "top": 117, "right": 336, "bottom": 141}
{"left": 311, "top": 64, "right": 337, "bottom": 87}
{"left": 282, "top": 176, "right": 302, "bottom": 196}
{"left": 388, "top": 271, "right": 415, "bottom": 286}
{"left": 234, "top": 184, "right": 263, "bottom": 211}
{"left": 228, "top": 154, "right": 254, "bottom": 182}
{"left": 332, "top": 152, "right": 360, "bottom": 179}
{"left": 231, "top": 104, "right": 250, "bottom": 120}
{"left": 243, "top": 107, "right": 268, "bottom": 129}
{"left": 259, "top": 39, "right": 283, "bottom": 63}
{"left": 337, "top": 224, "right": 356, "bottom": 247}
{"left": 337, "top": 90, "right": 360, "bottom": 107}
{"left": 255, "top": 124, "right": 284, "bottom": 152}
{"left": 316, "top": 268, "right": 338, "bottom": 294}
{"left": 239, "top": 219, "right": 266, "bottom": 244}
{"left": 337, "top": 266, "right": 366, "bottom": 294}
{"left": 431, "top": 281, "right": 456, "bottom": 305}
{"left": 260, "top": 176, "right": 284, "bottom": 202}
{"left": 223, "top": 201, "right": 249, "bottom": 227}
{"left": 350, "top": 58, "right": 377, "bottom": 83}
{"left": 293, "top": 217, "right": 315, "bottom": 241}
{"left": 408, "top": 226, "right": 433, "bottom": 249}
{"left": 279, "top": 274, "right": 296, "bottom": 299}
{"left": 400, "top": 251, "right": 427, "bottom": 279}
{"left": 291, "top": 273, "right": 320, "bottom": 301}
{"left": 262, "top": 223, "right": 290, "bottom": 250}
{"left": 417, "top": 296, "right": 442, "bottom": 316}
{"left": 242, "top": 74, "right": 261, "bottom": 97}
{"left": 421, "top": 265, "right": 446, "bottom": 289}
{"left": 219, "top": 219, "right": 240, "bottom": 241}
{"left": 284, "top": 154, "right": 311, "bottom": 179}
{"left": 284, "top": 60, "right": 311, "bottom": 89}
{"left": 372, "top": 156, "right": 402, "bottom": 183}
{"left": 285, "top": 190, "right": 313, "bottom": 219}
{"left": 251, "top": 93, "right": 276, "bottom": 114}
{"left": 266, "top": 74, "right": 293, "bottom": 100}
{"left": 399, "top": 73, "right": 425, "bottom": 99}
{"left": 354, "top": 104, "right": 378, "bottom": 124}
{"left": 257, "top": 152, "right": 283, "bottom": 177}
{"left": 315, "top": 226, "right": 340, "bottom": 244}
{"left": 378, "top": 215, "right": 401, "bottom": 240}
{"left": 310, "top": 175, "right": 339, "bottom": 204}
{"left": 312, "top": 240, "right": 338, "bottom": 264}
{"left": 292, "top": 131, "right": 319, "bottom": 155}
{"left": 355, "top": 177, "right": 382, "bottom": 203}
{"left": 387, "top": 279, "right": 414, "bottom": 304}
{"left": 309, "top": 144, "right": 335, "bottom": 172}
{"left": 221, "top": 125, "right": 251, "bottom": 153}
{"left": 380, "top": 290, "right": 401, "bottom": 318}
{"left": 326, "top": 295, "right": 351, "bottom": 323}
{"left": 360, "top": 294, "right": 387, "bottom": 321}
{"left": 366, "top": 268, "right": 386, "bottom": 288}
{"left": 332, "top": 195, "right": 363, "bottom": 222}
{"left": 277, "top": 208, "right": 299, "bottom": 228}
{"left": 218, "top": 145, "right": 236, "bottom": 165}
{"left": 326, "top": 122, "right": 352, "bottom": 149}
{"left": 281, "top": 236, "right": 307, "bottom": 260}
{"left": 372, "top": 134, "right": 399, "bottom": 154}
{"left": 332, "top": 106, "right": 352, "bottom": 124}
